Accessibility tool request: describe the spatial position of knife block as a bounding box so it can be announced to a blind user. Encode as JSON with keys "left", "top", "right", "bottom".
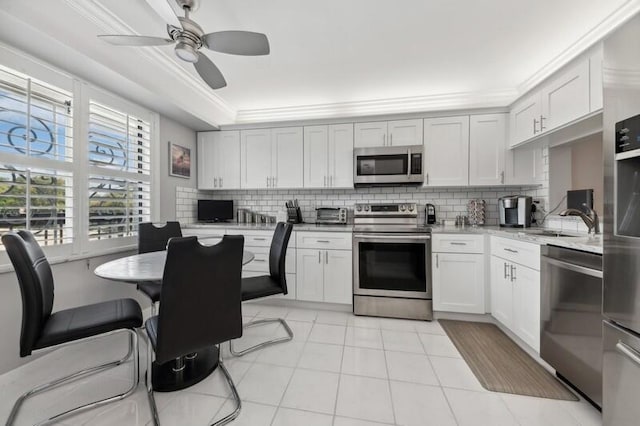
{"left": 286, "top": 206, "right": 303, "bottom": 224}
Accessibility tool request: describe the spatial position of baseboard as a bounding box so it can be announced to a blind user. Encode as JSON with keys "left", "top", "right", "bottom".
{"left": 245, "top": 298, "right": 352, "bottom": 313}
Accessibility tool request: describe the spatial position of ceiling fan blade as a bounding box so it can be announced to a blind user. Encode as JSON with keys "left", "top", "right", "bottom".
{"left": 203, "top": 31, "right": 270, "bottom": 56}
{"left": 145, "top": 0, "right": 181, "bottom": 27}
{"left": 98, "top": 35, "right": 175, "bottom": 46}
{"left": 194, "top": 52, "right": 227, "bottom": 89}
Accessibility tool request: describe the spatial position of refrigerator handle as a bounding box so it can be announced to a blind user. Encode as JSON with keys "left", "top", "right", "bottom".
{"left": 616, "top": 341, "right": 640, "bottom": 366}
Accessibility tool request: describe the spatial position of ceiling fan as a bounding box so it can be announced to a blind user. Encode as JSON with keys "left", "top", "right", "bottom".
{"left": 98, "top": 0, "right": 270, "bottom": 90}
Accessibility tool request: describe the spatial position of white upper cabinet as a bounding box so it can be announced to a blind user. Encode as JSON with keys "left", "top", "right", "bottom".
{"left": 387, "top": 119, "right": 423, "bottom": 146}
{"left": 509, "top": 92, "right": 542, "bottom": 147}
{"left": 469, "top": 114, "right": 506, "bottom": 186}
{"left": 304, "top": 123, "right": 354, "bottom": 188}
{"left": 540, "top": 60, "right": 590, "bottom": 133}
{"left": 589, "top": 45, "right": 604, "bottom": 111}
{"left": 304, "top": 126, "right": 330, "bottom": 188}
{"left": 272, "top": 127, "right": 304, "bottom": 189}
{"left": 355, "top": 121, "right": 387, "bottom": 147}
{"left": 241, "top": 127, "right": 303, "bottom": 189}
{"left": 328, "top": 124, "right": 354, "bottom": 188}
{"left": 197, "top": 131, "right": 241, "bottom": 190}
{"left": 354, "top": 119, "right": 421, "bottom": 148}
{"left": 504, "top": 144, "right": 545, "bottom": 185}
{"left": 241, "top": 129, "right": 272, "bottom": 189}
{"left": 424, "top": 116, "right": 470, "bottom": 186}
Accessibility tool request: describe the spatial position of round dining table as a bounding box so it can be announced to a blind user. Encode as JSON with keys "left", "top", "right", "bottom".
{"left": 94, "top": 249, "right": 255, "bottom": 392}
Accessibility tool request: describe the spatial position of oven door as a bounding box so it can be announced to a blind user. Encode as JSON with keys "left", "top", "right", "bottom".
{"left": 354, "top": 146, "right": 423, "bottom": 185}
{"left": 353, "top": 233, "right": 431, "bottom": 299}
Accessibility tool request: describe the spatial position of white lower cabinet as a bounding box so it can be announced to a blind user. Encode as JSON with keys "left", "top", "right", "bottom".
{"left": 296, "top": 247, "right": 352, "bottom": 305}
{"left": 490, "top": 236, "right": 541, "bottom": 352}
{"left": 433, "top": 252, "right": 485, "bottom": 314}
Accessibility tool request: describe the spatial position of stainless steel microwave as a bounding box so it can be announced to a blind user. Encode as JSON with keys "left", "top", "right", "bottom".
{"left": 353, "top": 145, "right": 424, "bottom": 186}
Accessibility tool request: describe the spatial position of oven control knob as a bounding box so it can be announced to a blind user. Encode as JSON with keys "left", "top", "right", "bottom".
{"left": 364, "top": 205, "right": 370, "bottom": 211}
{"left": 356, "top": 205, "right": 362, "bottom": 212}
{"left": 408, "top": 205, "right": 415, "bottom": 212}
{"left": 400, "top": 204, "right": 406, "bottom": 211}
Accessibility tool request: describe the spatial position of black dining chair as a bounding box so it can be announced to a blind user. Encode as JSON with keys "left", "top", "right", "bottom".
{"left": 145, "top": 235, "right": 245, "bottom": 426}
{"left": 1, "top": 230, "right": 143, "bottom": 425}
{"left": 137, "top": 221, "right": 182, "bottom": 315}
{"left": 230, "top": 222, "right": 294, "bottom": 356}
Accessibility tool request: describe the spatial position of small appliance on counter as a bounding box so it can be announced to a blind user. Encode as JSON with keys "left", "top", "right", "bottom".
{"left": 425, "top": 204, "right": 436, "bottom": 225}
{"left": 467, "top": 199, "right": 486, "bottom": 226}
{"left": 498, "top": 195, "right": 532, "bottom": 228}
{"left": 316, "top": 207, "right": 348, "bottom": 225}
{"left": 198, "top": 199, "right": 233, "bottom": 222}
{"left": 285, "top": 199, "right": 304, "bottom": 224}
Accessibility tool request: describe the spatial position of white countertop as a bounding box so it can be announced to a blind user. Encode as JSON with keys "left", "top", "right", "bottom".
{"left": 184, "top": 223, "right": 602, "bottom": 254}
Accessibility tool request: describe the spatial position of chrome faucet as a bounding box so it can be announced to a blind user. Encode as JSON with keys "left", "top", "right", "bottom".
{"left": 559, "top": 205, "right": 600, "bottom": 235}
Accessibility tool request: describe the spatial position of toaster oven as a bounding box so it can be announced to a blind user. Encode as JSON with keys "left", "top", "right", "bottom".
{"left": 316, "top": 207, "right": 348, "bottom": 224}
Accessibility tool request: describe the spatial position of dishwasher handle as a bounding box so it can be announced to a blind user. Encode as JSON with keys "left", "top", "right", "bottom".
{"left": 617, "top": 341, "right": 640, "bottom": 367}
{"left": 541, "top": 256, "right": 603, "bottom": 279}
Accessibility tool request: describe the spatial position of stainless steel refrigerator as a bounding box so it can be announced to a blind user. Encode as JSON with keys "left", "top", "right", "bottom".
{"left": 602, "top": 12, "right": 640, "bottom": 426}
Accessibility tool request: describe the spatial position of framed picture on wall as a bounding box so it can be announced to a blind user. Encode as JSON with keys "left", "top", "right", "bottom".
{"left": 169, "top": 142, "right": 191, "bottom": 178}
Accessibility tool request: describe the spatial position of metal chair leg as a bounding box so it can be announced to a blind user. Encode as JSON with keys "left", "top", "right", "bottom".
{"left": 229, "top": 318, "right": 294, "bottom": 357}
{"left": 146, "top": 334, "right": 160, "bottom": 426}
{"left": 6, "top": 329, "right": 140, "bottom": 426}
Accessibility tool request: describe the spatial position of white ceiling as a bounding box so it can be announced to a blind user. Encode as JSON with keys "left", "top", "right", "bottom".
{"left": 0, "top": 0, "right": 637, "bottom": 128}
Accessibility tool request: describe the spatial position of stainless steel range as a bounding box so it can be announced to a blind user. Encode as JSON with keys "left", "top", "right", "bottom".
{"left": 352, "top": 203, "right": 432, "bottom": 320}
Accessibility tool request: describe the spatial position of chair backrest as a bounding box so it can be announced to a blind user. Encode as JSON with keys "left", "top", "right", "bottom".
{"left": 138, "top": 222, "right": 182, "bottom": 254}
{"left": 154, "top": 235, "right": 244, "bottom": 364}
{"left": 1, "top": 231, "right": 54, "bottom": 357}
{"left": 268, "top": 222, "right": 293, "bottom": 295}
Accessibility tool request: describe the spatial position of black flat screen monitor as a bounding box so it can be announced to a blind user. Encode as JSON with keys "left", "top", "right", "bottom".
{"left": 197, "top": 200, "right": 233, "bottom": 222}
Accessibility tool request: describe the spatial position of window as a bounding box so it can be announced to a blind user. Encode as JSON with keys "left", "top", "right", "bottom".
{"left": 0, "top": 65, "right": 74, "bottom": 245}
{"left": 87, "top": 100, "right": 152, "bottom": 241}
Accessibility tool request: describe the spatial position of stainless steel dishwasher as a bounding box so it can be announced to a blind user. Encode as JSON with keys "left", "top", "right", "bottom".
{"left": 541, "top": 245, "right": 603, "bottom": 407}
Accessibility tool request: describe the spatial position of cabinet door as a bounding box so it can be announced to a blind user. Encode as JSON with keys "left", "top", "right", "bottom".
{"left": 272, "top": 127, "right": 303, "bottom": 188}
{"left": 328, "top": 123, "right": 354, "bottom": 188}
{"left": 354, "top": 122, "right": 387, "bottom": 147}
{"left": 216, "top": 131, "right": 241, "bottom": 189}
{"left": 433, "top": 253, "right": 485, "bottom": 314}
{"left": 304, "top": 125, "right": 329, "bottom": 188}
{"left": 296, "top": 248, "right": 324, "bottom": 302}
{"left": 541, "top": 60, "right": 590, "bottom": 132}
{"left": 469, "top": 114, "right": 506, "bottom": 186}
{"left": 424, "top": 116, "right": 470, "bottom": 186}
{"left": 241, "top": 129, "right": 272, "bottom": 189}
{"left": 512, "top": 264, "right": 541, "bottom": 352}
{"left": 509, "top": 92, "right": 542, "bottom": 147}
{"left": 323, "top": 249, "right": 353, "bottom": 304}
{"left": 490, "top": 256, "right": 513, "bottom": 328}
{"left": 504, "top": 144, "right": 545, "bottom": 185}
{"left": 388, "top": 119, "right": 423, "bottom": 146}
{"left": 197, "top": 132, "right": 217, "bottom": 189}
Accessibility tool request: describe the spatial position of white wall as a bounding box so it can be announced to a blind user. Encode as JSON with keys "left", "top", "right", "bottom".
{"left": 159, "top": 115, "right": 198, "bottom": 222}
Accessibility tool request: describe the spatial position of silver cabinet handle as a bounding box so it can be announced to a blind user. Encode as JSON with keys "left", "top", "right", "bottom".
{"left": 450, "top": 242, "right": 467, "bottom": 246}
{"left": 533, "top": 118, "right": 539, "bottom": 134}
{"left": 426, "top": 173, "right": 429, "bottom": 185}
{"left": 214, "top": 177, "right": 218, "bottom": 188}
{"left": 504, "top": 262, "right": 510, "bottom": 279}
{"left": 220, "top": 177, "right": 223, "bottom": 188}
{"left": 324, "top": 176, "right": 327, "bottom": 187}
{"left": 383, "top": 133, "right": 386, "bottom": 146}
{"left": 266, "top": 176, "right": 269, "bottom": 187}
{"left": 390, "top": 133, "right": 393, "bottom": 146}
{"left": 504, "top": 248, "right": 519, "bottom": 254}
{"left": 253, "top": 238, "right": 267, "bottom": 241}
{"left": 435, "top": 254, "right": 439, "bottom": 268}
{"left": 318, "top": 251, "right": 321, "bottom": 263}
{"left": 500, "top": 171, "right": 504, "bottom": 184}
{"left": 317, "top": 240, "right": 330, "bottom": 243}
{"left": 253, "top": 259, "right": 266, "bottom": 262}
{"left": 325, "top": 250, "right": 328, "bottom": 264}
{"left": 510, "top": 264, "right": 517, "bottom": 282}
{"left": 540, "top": 115, "right": 546, "bottom": 132}
{"left": 616, "top": 341, "right": 640, "bottom": 366}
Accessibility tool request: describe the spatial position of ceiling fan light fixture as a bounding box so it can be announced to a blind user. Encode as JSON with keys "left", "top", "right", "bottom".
{"left": 175, "top": 41, "right": 199, "bottom": 63}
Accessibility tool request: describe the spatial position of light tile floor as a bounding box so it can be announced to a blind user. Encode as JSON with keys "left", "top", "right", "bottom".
{"left": 0, "top": 304, "right": 602, "bottom": 426}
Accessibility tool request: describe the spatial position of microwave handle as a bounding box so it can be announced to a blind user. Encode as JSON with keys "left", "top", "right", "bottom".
{"left": 407, "top": 148, "right": 411, "bottom": 177}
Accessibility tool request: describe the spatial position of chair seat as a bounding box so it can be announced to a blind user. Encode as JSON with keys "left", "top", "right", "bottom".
{"left": 241, "top": 275, "right": 284, "bottom": 301}
{"left": 137, "top": 281, "right": 162, "bottom": 303}
{"left": 35, "top": 298, "right": 143, "bottom": 350}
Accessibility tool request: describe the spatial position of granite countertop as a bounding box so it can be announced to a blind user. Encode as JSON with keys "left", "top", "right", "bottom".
{"left": 184, "top": 223, "right": 602, "bottom": 254}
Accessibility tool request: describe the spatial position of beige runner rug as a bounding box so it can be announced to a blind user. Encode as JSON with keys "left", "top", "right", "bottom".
{"left": 439, "top": 319, "right": 578, "bottom": 401}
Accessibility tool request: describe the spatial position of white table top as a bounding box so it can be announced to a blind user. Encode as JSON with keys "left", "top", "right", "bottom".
{"left": 94, "top": 250, "right": 255, "bottom": 283}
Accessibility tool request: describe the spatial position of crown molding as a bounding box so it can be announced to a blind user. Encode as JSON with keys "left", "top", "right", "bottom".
{"left": 516, "top": 0, "right": 640, "bottom": 99}
{"left": 63, "top": 0, "right": 237, "bottom": 123}
{"left": 234, "top": 89, "right": 518, "bottom": 124}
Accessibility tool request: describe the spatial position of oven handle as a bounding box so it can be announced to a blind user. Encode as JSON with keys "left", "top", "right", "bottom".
{"left": 354, "top": 234, "right": 431, "bottom": 241}
{"left": 541, "top": 256, "right": 603, "bottom": 278}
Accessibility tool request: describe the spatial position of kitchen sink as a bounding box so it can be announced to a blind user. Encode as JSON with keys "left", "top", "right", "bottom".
{"left": 525, "top": 230, "right": 580, "bottom": 237}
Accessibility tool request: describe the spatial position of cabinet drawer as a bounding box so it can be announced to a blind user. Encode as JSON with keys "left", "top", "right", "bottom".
{"left": 296, "top": 231, "right": 351, "bottom": 250}
{"left": 243, "top": 246, "right": 296, "bottom": 273}
{"left": 432, "top": 234, "right": 484, "bottom": 254}
{"left": 225, "top": 229, "right": 275, "bottom": 247}
{"left": 490, "top": 236, "right": 541, "bottom": 270}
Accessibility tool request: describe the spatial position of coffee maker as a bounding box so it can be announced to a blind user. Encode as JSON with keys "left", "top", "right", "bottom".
{"left": 498, "top": 195, "right": 532, "bottom": 227}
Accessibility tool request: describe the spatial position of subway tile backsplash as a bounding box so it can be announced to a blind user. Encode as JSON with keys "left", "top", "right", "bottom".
{"left": 176, "top": 185, "right": 541, "bottom": 226}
